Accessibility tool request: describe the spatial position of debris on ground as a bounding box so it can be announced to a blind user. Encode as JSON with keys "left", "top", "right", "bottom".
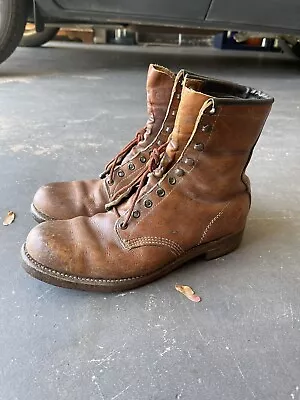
{"left": 175, "top": 284, "right": 201, "bottom": 302}
{"left": 3, "top": 211, "right": 16, "bottom": 226}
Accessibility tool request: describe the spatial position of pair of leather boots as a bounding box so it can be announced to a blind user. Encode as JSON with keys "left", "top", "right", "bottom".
{"left": 21, "top": 64, "right": 274, "bottom": 292}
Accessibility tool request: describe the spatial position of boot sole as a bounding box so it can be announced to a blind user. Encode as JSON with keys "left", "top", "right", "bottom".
{"left": 30, "top": 203, "right": 52, "bottom": 223}
{"left": 21, "top": 229, "right": 244, "bottom": 292}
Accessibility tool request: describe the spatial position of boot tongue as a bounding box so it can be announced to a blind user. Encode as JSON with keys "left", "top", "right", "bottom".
{"left": 160, "top": 78, "right": 210, "bottom": 169}
{"left": 123, "top": 64, "right": 175, "bottom": 161}
{"left": 144, "top": 64, "right": 175, "bottom": 142}
{"left": 146, "top": 64, "right": 175, "bottom": 118}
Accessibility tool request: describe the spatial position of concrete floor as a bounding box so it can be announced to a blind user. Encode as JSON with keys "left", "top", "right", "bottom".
{"left": 0, "top": 42, "right": 300, "bottom": 400}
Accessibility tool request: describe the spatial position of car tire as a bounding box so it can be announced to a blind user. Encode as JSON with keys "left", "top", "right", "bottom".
{"left": 290, "top": 42, "right": 300, "bottom": 58}
{"left": 20, "top": 26, "right": 59, "bottom": 47}
{"left": 0, "top": 0, "right": 27, "bottom": 64}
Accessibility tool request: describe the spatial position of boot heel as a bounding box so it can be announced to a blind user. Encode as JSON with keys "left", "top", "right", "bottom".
{"left": 204, "top": 230, "right": 244, "bottom": 261}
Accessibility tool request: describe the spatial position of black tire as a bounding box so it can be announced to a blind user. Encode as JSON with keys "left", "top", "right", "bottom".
{"left": 290, "top": 42, "right": 300, "bottom": 58}
{"left": 20, "top": 26, "right": 59, "bottom": 47}
{"left": 0, "top": 0, "right": 27, "bottom": 64}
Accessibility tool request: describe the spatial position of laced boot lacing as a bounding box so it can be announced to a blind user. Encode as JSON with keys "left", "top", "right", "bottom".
{"left": 118, "top": 98, "right": 216, "bottom": 230}
{"left": 119, "top": 142, "right": 168, "bottom": 229}
{"left": 100, "top": 126, "right": 147, "bottom": 184}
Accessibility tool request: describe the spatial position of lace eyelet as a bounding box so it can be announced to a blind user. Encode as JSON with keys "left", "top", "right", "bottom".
{"left": 165, "top": 126, "right": 172, "bottom": 133}
{"left": 156, "top": 188, "right": 165, "bottom": 197}
{"left": 144, "top": 199, "right": 153, "bottom": 208}
{"left": 117, "top": 170, "right": 125, "bottom": 177}
{"left": 175, "top": 168, "right": 185, "bottom": 177}
{"left": 140, "top": 156, "right": 147, "bottom": 163}
{"left": 132, "top": 210, "right": 140, "bottom": 218}
{"left": 194, "top": 143, "right": 204, "bottom": 152}
{"left": 107, "top": 179, "right": 114, "bottom": 186}
{"left": 120, "top": 222, "right": 128, "bottom": 230}
{"left": 184, "top": 158, "right": 195, "bottom": 166}
{"left": 168, "top": 177, "right": 176, "bottom": 185}
{"left": 128, "top": 163, "right": 135, "bottom": 171}
{"left": 201, "top": 124, "right": 212, "bottom": 133}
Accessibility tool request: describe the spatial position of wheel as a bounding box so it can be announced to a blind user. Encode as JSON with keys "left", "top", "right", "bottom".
{"left": 0, "top": 0, "right": 27, "bottom": 64}
{"left": 290, "top": 42, "right": 300, "bottom": 58}
{"left": 20, "top": 23, "right": 59, "bottom": 47}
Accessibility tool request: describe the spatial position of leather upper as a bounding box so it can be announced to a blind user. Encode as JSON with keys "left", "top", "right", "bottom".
{"left": 32, "top": 64, "right": 176, "bottom": 220}
{"left": 26, "top": 77, "right": 273, "bottom": 280}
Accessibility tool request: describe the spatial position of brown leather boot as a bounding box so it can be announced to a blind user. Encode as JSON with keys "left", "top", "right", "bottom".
{"left": 31, "top": 64, "right": 178, "bottom": 222}
{"left": 22, "top": 77, "right": 273, "bottom": 292}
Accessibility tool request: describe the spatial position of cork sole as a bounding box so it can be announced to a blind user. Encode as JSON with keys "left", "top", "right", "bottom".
{"left": 21, "top": 229, "right": 244, "bottom": 292}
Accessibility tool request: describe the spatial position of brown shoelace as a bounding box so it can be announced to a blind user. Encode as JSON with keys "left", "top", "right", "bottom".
{"left": 100, "top": 126, "right": 147, "bottom": 183}
{"left": 120, "top": 142, "right": 167, "bottom": 229}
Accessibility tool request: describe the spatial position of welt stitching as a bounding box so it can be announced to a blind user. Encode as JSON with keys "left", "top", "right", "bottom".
{"left": 33, "top": 205, "right": 54, "bottom": 221}
{"left": 25, "top": 248, "right": 143, "bottom": 282}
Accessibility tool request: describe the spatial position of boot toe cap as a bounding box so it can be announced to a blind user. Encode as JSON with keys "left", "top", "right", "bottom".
{"left": 33, "top": 182, "right": 73, "bottom": 221}
{"left": 32, "top": 180, "right": 109, "bottom": 221}
{"left": 25, "top": 220, "right": 71, "bottom": 274}
{"left": 23, "top": 216, "right": 109, "bottom": 280}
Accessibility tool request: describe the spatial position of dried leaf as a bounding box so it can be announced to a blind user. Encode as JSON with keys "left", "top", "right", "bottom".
{"left": 175, "top": 284, "right": 201, "bottom": 303}
{"left": 3, "top": 211, "right": 15, "bottom": 226}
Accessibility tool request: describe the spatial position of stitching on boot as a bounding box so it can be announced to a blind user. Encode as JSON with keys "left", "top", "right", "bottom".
{"left": 125, "top": 236, "right": 183, "bottom": 256}
{"left": 24, "top": 247, "right": 144, "bottom": 283}
{"left": 198, "top": 201, "right": 231, "bottom": 244}
{"left": 127, "top": 110, "right": 220, "bottom": 237}
{"left": 114, "top": 218, "right": 183, "bottom": 255}
{"left": 32, "top": 204, "right": 54, "bottom": 221}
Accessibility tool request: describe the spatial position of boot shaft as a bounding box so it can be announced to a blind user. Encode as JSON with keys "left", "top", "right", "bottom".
{"left": 143, "top": 64, "right": 175, "bottom": 146}
{"left": 178, "top": 78, "right": 273, "bottom": 201}
{"left": 156, "top": 76, "right": 273, "bottom": 202}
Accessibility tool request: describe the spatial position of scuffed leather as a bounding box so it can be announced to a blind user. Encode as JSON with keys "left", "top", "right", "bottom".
{"left": 33, "top": 64, "right": 176, "bottom": 220}
{"left": 25, "top": 79, "right": 273, "bottom": 281}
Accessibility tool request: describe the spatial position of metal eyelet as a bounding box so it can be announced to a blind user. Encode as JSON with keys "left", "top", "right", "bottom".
{"left": 156, "top": 188, "right": 165, "bottom": 197}
{"left": 132, "top": 210, "right": 140, "bottom": 218}
{"left": 140, "top": 155, "right": 147, "bottom": 163}
{"left": 144, "top": 199, "right": 153, "bottom": 208}
{"left": 117, "top": 170, "right": 125, "bottom": 177}
{"left": 171, "top": 110, "right": 176, "bottom": 116}
{"left": 201, "top": 124, "right": 212, "bottom": 133}
{"left": 184, "top": 158, "right": 195, "bottom": 166}
{"left": 157, "top": 140, "right": 162, "bottom": 146}
{"left": 128, "top": 163, "right": 135, "bottom": 170}
{"left": 175, "top": 168, "right": 185, "bottom": 177}
{"left": 168, "top": 177, "right": 176, "bottom": 185}
{"left": 107, "top": 179, "right": 114, "bottom": 186}
{"left": 194, "top": 143, "right": 204, "bottom": 151}
{"left": 176, "top": 93, "right": 181, "bottom": 99}
{"left": 120, "top": 222, "right": 128, "bottom": 230}
{"left": 165, "top": 126, "right": 172, "bottom": 133}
